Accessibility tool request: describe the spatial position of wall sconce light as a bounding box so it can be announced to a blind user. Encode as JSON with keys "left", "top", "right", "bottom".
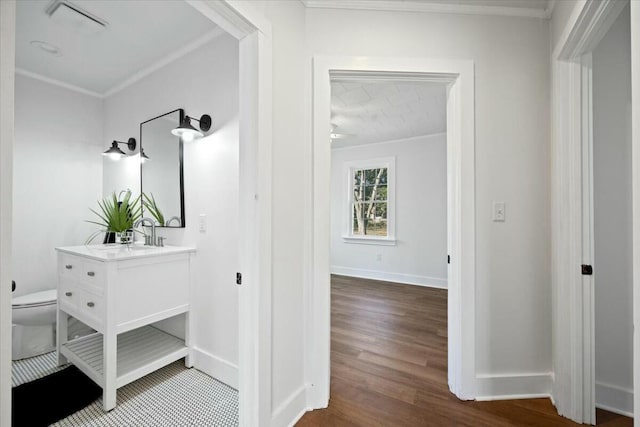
{"left": 140, "top": 148, "right": 150, "bottom": 164}
{"left": 171, "top": 114, "right": 212, "bottom": 142}
{"left": 102, "top": 138, "right": 136, "bottom": 161}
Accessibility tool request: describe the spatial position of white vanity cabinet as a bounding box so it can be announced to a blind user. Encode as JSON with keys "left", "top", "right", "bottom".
{"left": 55, "top": 244, "right": 195, "bottom": 411}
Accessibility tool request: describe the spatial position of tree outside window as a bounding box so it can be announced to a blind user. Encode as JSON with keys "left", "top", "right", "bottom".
{"left": 344, "top": 157, "right": 395, "bottom": 244}
{"left": 352, "top": 167, "right": 388, "bottom": 236}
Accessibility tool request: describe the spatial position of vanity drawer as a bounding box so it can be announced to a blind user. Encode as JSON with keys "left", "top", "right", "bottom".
{"left": 58, "top": 253, "right": 82, "bottom": 280}
{"left": 82, "top": 259, "right": 106, "bottom": 290}
{"left": 58, "top": 280, "right": 79, "bottom": 311}
{"left": 58, "top": 255, "right": 106, "bottom": 292}
{"left": 77, "top": 289, "right": 105, "bottom": 329}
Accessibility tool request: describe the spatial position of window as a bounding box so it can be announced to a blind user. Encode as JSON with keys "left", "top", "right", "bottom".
{"left": 344, "top": 157, "right": 395, "bottom": 245}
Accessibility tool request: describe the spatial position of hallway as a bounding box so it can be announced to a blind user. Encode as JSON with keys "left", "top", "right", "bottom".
{"left": 297, "top": 276, "right": 632, "bottom": 426}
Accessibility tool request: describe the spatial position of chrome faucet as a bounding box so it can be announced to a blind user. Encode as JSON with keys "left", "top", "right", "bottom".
{"left": 135, "top": 217, "right": 156, "bottom": 246}
{"left": 165, "top": 216, "right": 181, "bottom": 227}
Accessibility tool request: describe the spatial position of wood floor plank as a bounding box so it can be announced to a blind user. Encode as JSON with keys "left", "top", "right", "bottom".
{"left": 296, "top": 275, "right": 633, "bottom": 427}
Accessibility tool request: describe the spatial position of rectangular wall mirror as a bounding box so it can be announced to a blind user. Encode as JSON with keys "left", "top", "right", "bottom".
{"left": 140, "top": 108, "right": 185, "bottom": 227}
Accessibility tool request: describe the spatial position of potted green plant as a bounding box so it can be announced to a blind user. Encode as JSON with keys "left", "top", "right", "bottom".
{"left": 86, "top": 190, "right": 142, "bottom": 244}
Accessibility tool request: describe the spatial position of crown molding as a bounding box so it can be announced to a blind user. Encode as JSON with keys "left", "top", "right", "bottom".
{"left": 545, "top": 0, "right": 557, "bottom": 19}
{"left": 16, "top": 27, "right": 227, "bottom": 100}
{"left": 332, "top": 131, "right": 446, "bottom": 150}
{"left": 103, "top": 27, "right": 226, "bottom": 98}
{"left": 15, "top": 68, "right": 104, "bottom": 98}
{"left": 300, "top": 0, "right": 550, "bottom": 19}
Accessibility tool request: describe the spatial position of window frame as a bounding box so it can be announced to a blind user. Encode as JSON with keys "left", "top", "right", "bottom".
{"left": 343, "top": 157, "right": 396, "bottom": 245}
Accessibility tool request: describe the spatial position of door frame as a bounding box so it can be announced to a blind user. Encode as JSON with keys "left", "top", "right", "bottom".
{"left": 0, "top": 1, "right": 274, "bottom": 426}
{"left": 307, "top": 56, "right": 476, "bottom": 408}
{"left": 633, "top": 1, "right": 640, "bottom": 421}
{"left": 550, "top": 0, "right": 630, "bottom": 423}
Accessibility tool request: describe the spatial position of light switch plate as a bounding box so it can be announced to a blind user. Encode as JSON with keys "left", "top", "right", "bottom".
{"left": 199, "top": 214, "right": 207, "bottom": 233}
{"left": 493, "top": 202, "right": 506, "bottom": 222}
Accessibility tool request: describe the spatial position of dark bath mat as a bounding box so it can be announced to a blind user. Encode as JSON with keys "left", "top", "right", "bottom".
{"left": 12, "top": 365, "right": 102, "bottom": 427}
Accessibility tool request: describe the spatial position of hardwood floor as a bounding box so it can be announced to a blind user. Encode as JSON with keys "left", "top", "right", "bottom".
{"left": 296, "top": 275, "right": 632, "bottom": 427}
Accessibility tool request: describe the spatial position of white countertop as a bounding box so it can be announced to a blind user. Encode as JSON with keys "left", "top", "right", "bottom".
{"left": 55, "top": 244, "right": 196, "bottom": 261}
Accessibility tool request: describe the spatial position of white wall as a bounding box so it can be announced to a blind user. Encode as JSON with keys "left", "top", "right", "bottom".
{"left": 102, "top": 34, "right": 240, "bottom": 388}
{"left": 1, "top": 4, "right": 16, "bottom": 424}
{"left": 12, "top": 74, "right": 103, "bottom": 297}
{"left": 592, "top": 5, "right": 633, "bottom": 416}
{"left": 247, "top": 1, "right": 308, "bottom": 423}
{"left": 306, "top": 8, "right": 551, "bottom": 389}
{"left": 331, "top": 134, "right": 447, "bottom": 288}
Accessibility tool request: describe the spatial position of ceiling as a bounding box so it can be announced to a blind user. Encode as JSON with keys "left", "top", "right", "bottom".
{"left": 331, "top": 80, "right": 447, "bottom": 148}
{"left": 16, "top": 0, "right": 220, "bottom": 96}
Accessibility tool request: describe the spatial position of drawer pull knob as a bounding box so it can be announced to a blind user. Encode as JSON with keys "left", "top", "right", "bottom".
{"left": 87, "top": 302, "right": 95, "bottom": 308}
{"left": 87, "top": 272, "right": 95, "bottom": 277}
{"left": 65, "top": 292, "right": 72, "bottom": 297}
{"left": 65, "top": 265, "right": 73, "bottom": 270}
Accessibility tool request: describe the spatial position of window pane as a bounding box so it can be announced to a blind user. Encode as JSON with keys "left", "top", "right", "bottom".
{"left": 353, "top": 169, "right": 363, "bottom": 187}
{"left": 373, "top": 184, "right": 387, "bottom": 201}
{"left": 351, "top": 202, "right": 387, "bottom": 236}
{"left": 363, "top": 168, "right": 387, "bottom": 185}
{"left": 367, "top": 202, "right": 388, "bottom": 236}
{"left": 352, "top": 202, "right": 366, "bottom": 235}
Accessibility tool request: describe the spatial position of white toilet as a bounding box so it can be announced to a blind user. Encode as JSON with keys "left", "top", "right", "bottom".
{"left": 12, "top": 289, "right": 57, "bottom": 360}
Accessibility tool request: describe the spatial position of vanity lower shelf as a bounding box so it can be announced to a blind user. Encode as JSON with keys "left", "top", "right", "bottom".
{"left": 60, "top": 326, "right": 188, "bottom": 389}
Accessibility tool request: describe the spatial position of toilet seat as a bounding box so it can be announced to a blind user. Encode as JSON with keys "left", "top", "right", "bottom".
{"left": 12, "top": 289, "right": 57, "bottom": 308}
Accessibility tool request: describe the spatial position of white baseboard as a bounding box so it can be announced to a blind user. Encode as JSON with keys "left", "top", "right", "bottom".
{"left": 271, "top": 385, "right": 309, "bottom": 427}
{"left": 331, "top": 265, "right": 447, "bottom": 289}
{"left": 475, "top": 372, "right": 553, "bottom": 401}
{"left": 596, "top": 381, "right": 634, "bottom": 418}
{"left": 191, "top": 347, "right": 238, "bottom": 389}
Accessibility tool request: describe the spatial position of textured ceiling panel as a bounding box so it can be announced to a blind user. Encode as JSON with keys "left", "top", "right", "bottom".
{"left": 331, "top": 80, "right": 447, "bottom": 148}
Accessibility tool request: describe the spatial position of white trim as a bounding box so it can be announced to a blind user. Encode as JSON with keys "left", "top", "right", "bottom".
{"left": 579, "top": 52, "right": 596, "bottom": 425}
{"left": 331, "top": 132, "right": 446, "bottom": 152}
{"left": 630, "top": 1, "right": 640, "bottom": 422}
{"left": 545, "top": 0, "right": 557, "bottom": 19}
{"left": 551, "top": 0, "right": 633, "bottom": 424}
{"left": 341, "top": 236, "right": 396, "bottom": 246}
{"left": 555, "top": 0, "right": 626, "bottom": 60}
{"left": 309, "top": 56, "right": 476, "bottom": 411}
{"left": 300, "top": 0, "right": 550, "bottom": 19}
{"left": 331, "top": 266, "right": 447, "bottom": 289}
{"left": 15, "top": 68, "right": 103, "bottom": 98}
{"left": 271, "top": 385, "right": 309, "bottom": 427}
{"left": 103, "top": 28, "right": 226, "bottom": 98}
{"left": 191, "top": 346, "right": 239, "bottom": 389}
{"left": 595, "top": 381, "right": 634, "bottom": 418}
{"left": 475, "top": 373, "right": 553, "bottom": 401}
{"left": 0, "top": 2, "right": 15, "bottom": 426}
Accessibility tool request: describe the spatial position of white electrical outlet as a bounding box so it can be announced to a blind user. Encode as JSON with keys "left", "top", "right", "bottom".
{"left": 199, "top": 214, "right": 207, "bottom": 233}
{"left": 492, "top": 202, "right": 506, "bottom": 222}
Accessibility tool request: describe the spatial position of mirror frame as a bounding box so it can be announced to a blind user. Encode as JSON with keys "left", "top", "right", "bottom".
{"left": 139, "top": 108, "right": 186, "bottom": 228}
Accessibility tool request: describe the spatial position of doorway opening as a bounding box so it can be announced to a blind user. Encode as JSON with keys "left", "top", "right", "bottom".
{"left": 307, "top": 58, "right": 476, "bottom": 409}
{"left": 586, "top": 4, "right": 633, "bottom": 423}
{"left": 322, "top": 77, "right": 450, "bottom": 422}
{"left": 0, "top": 1, "right": 272, "bottom": 425}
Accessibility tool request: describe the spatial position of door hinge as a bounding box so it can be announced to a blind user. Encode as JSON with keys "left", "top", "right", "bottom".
{"left": 447, "top": 255, "right": 450, "bottom": 264}
{"left": 581, "top": 264, "right": 593, "bottom": 275}
{"left": 236, "top": 272, "right": 242, "bottom": 285}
